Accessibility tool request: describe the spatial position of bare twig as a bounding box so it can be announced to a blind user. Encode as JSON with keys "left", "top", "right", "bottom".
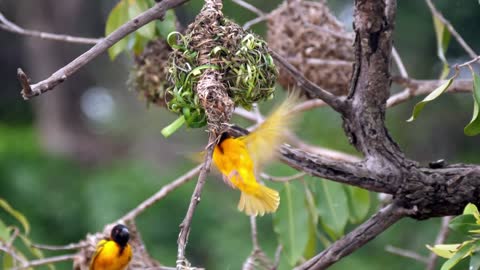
{"left": 234, "top": 106, "right": 361, "bottom": 163}
{"left": 31, "top": 242, "right": 89, "bottom": 251}
{"left": 392, "top": 46, "right": 408, "bottom": 78}
{"left": 295, "top": 203, "right": 411, "bottom": 270}
{"left": 250, "top": 216, "right": 260, "bottom": 250}
{"left": 6, "top": 227, "right": 20, "bottom": 248}
{"left": 18, "top": 0, "right": 189, "bottom": 100}
{"left": 457, "top": 55, "right": 480, "bottom": 68}
{"left": 425, "top": 0, "right": 477, "bottom": 59}
{"left": 269, "top": 49, "right": 347, "bottom": 113}
{"left": 243, "top": 16, "right": 268, "bottom": 30}
{"left": 291, "top": 99, "right": 327, "bottom": 113}
{"left": 389, "top": 77, "right": 472, "bottom": 107}
{"left": 11, "top": 254, "right": 77, "bottom": 270}
{"left": 385, "top": 245, "right": 429, "bottom": 264}
{"left": 0, "top": 12, "right": 101, "bottom": 44}
{"left": 231, "top": 0, "right": 265, "bottom": 17}
{"left": 426, "top": 216, "right": 453, "bottom": 270}
{"left": 120, "top": 165, "right": 202, "bottom": 222}
{"left": 272, "top": 245, "right": 282, "bottom": 270}
{"left": 176, "top": 133, "right": 216, "bottom": 268}
{"left": 287, "top": 133, "right": 361, "bottom": 163}
{"left": 260, "top": 172, "right": 306, "bottom": 182}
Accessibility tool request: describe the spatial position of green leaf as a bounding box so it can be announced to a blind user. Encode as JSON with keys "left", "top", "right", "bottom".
{"left": 432, "top": 15, "right": 451, "bottom": 80}
{"left": 156, "top": 10, "right": 176, "bottom": 38}
{"left": 273, "top": 182, "right": 309, "bottom": 266}
{"left": 0, "top": 198, "right": 30, "bottom": 234}
{"left": 128, "top": 0, "right": 155, "bottom": 39}
{"left": 449, "top": 215, "right": 480, "bottom": 235}
{"left": 427, "top": 243, "right": 462, "bottom": 259}
{"left": 346, "top": 186, "right": 370, "bottom": 223}
{"left": 315, "top": 180, "right": 349, "bottom": 238}
{"left": 3, "top": 253, "right": 14, "bottom": 270}
{"left": 407, "top": 78, "right": 454, "bottom": 122}
{"left": 441, "top": 241, "right": 474, "bottom": 270}
{"left": 471, "top": 248, "right": 480, "bottom": 270}
{"left": 105, "top": 0, "right": 129, "bottom": 60}
{"left": 433, "top": 15, "right": 451, "bottom": 65}
{"left": 464, "top": 73, "right": 480, "bottom": 136}
{"left": 0, "top": 219, "right": 11, "bottom": 241}
{"left": 464, "top": 203, "right": 480, "bottom": 217}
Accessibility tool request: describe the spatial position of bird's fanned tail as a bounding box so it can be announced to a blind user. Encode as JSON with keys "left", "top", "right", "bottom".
{"left": 238, "top": 184, "right": 280, "bottom": 216}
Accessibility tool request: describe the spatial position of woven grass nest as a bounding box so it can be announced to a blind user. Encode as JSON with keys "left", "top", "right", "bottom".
{"left": 130, "top": 39, "right": 172, "bottom": 107}
{"left": 267, "top": 0, "right": 354, "bottom": 96}
{"left": 163, "top": 0, "right": 277, "bottom": 134}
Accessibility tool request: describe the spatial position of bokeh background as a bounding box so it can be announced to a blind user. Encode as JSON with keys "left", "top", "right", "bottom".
{"left": 1, "top": 0, "right": 480, "bottom": 269}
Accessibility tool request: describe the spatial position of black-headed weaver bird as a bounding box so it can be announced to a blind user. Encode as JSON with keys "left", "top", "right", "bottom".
{"left": 212, "top": 94, "right": 299, "bottom": 216}
{"left": 90, "top": 224, "right": 132, "bottom": 270}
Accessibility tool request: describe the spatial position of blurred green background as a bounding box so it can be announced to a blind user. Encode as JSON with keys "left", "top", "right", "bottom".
{"left": 1, "top": 0, "right": 479, "bottom": 269}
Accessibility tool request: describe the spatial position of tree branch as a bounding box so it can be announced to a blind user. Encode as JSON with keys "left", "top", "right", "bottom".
{"left": 0, "top": 12, "right": 101, "bottom": 44}
{"left": 385, "top": 245, "right": 429, "bottom": 264}
{"left": 18, "top": 0, "right": 190, "bottom": 100}
{"left": 176, "top": 134, "right": 216, "bottom": 268}
{"left": 11, "top": 254, "right": 77, "bottom": 270}
{"left": 231, "top": 0, "right": 265, "bottom": 17}
{"left": 279, "top": 145, "right": 395, "bottom": 193}
{"left": 295, "top": 203, "right": 409, "bottom": 270}
{"left": 31, "top": 242, "right": 88, "bottom": 251}
{"left": 389, "top": 77, "right": 472, "bottom": 107}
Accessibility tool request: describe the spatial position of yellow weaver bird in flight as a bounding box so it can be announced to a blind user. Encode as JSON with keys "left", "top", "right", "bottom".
{"left": 212, "top": 94, "right": 299, "bottom": 216}
{"left": 90, "top": 224, "right": 132, "bottom": 270}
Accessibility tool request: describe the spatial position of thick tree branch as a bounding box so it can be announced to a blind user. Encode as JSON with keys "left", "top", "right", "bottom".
{"left": 296, "top": 203, "right": 409, "bottom": 270}
{"left": 18, "top": 0, "right": 189, "bottom": 100}
{"left": 343, "top": 0, "right": 406, "bottom": 165}
{"left": 0, "top": 12, "right": 101, "bottom": 44}
{"left": 279, "top": 145, "right": 394, "bottom": 193}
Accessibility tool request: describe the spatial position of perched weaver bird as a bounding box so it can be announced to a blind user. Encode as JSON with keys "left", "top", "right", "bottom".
{"left": 212, "top": 94, "right": 299, "bottom": 216}
{"left": 90, "top": 224, "right": 132, "bottom": 270}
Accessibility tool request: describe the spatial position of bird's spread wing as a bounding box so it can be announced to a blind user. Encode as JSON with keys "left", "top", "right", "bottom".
{"left": 241, "top": 94, "right": 299, "bottom": 168}
{"left": 89, "top": 239, "right": 107, "bottom": 270}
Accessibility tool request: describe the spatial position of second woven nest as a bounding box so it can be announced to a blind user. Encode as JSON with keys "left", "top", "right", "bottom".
{"left": 267, "top": 0, "right": 354, "bottom": 96}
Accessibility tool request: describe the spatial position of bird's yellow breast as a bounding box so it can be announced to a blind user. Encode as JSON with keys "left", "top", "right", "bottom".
{"left": 213, "top": 137, "right": 259, "bottom": 190}
{"left": 90, "top": 241, "right": 132, "bottom": 270}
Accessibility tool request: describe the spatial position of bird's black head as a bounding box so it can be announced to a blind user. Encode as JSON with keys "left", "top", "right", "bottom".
{"left": 111, "top": 224, "right": 130, "bottom": 248}
{"left": 219, "top": 132, "right": 231, "bottom": 143}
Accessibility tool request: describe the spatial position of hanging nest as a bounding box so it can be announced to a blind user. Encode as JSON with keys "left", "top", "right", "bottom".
{"left": 164, "top": 0, "right": 277, "bottom": 135}
{"left": 129, "top": 39, "right": 172, "bottom": 107}
{"left": 267, "top": 0, "right": 353, "bottom": 97}
{"left": 73, "top": 222, "right": 162, "bottom": 270}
